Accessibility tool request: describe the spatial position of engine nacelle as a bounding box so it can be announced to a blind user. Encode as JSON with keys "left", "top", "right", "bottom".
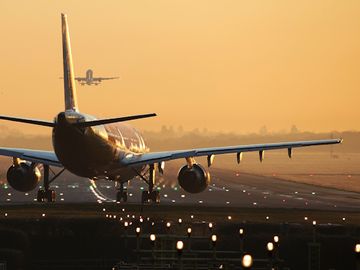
{"left": 177, "top": 163, "right": 210, "bottom": 193}
{"left": 7, "top": 163, "right": 41, "bottom": 192}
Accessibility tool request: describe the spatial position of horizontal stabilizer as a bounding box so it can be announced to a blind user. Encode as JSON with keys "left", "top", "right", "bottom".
{"left": 0, "top": 115, "right": 55, "bottom": 127}
{"left": 73, "top": 113, "right": 157, "bottom": 128}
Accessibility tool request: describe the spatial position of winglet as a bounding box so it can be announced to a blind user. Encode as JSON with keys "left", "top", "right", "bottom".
{"left": 61, "top": 14, "right": 79, "bottom": 111}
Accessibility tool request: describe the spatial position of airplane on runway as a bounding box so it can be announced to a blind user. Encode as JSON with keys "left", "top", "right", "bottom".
{"left": 75, "top": 69, "right": 119, "bottom": 86}
{"left": 0, "top": 14, "right": 342, "bottom": 203}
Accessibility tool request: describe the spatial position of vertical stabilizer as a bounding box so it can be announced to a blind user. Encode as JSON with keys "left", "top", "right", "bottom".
{"left": 61, "top": 14, "right": 78, "bottom": 111}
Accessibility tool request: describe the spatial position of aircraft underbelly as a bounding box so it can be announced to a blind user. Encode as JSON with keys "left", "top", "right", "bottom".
{"left": 105, "top": 166, "right": 141, "bottom": 182}
{"left": 53, "top": 125, "right": 115, "bottom": 178}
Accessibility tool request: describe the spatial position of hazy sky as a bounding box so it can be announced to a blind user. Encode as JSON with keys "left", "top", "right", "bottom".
{"left": 0, "top": 1, "right": 359, "bottom": 135}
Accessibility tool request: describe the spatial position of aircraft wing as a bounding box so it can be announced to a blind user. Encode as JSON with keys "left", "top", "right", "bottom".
{"left": 122, "top": 139, "right": 342, "bottom": 167}
{"left": 75, "top": 77, "right": 86, "bottom": 82}
{"left": 0, "top": 148, "right": 62, "bottom": 167}
{"left": 92, "top": 77, "right": 119, "bottom": 81}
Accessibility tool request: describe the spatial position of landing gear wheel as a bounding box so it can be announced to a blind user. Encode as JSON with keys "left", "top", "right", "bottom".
{"left": 45, "top": 190, "right": 56, "bottom": 202}
{"left": 37, "top": 190, "right": 45, "bottom": 202}
{"left": 122, "top": 192, "right": 127, "bottom": 202}
{"left": 141, "top": 191, "right": 148, "bottom": 204}
{"left": 151, "top": 191, "right": 160, "bottom": 204}
{"left": 37, "top": 189, "right": 55, "bottom": 202}
{"left": 138, "top": 164, "right": 161, "bottom": 204}
{"left": 116, "top": 191, "right": 128, "bottom": 202}
{"left": 141, "top": 191, "right": 160, "bottom": 204}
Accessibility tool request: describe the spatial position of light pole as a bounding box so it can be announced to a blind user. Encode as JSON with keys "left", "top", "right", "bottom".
{"left": 267, "top": 242, "right": 274, "bottom": 270}
{"left": 176, "top": 240, "right": 184, "bottom": 270}
{"left": 312, "top": 220, "right": 317, "bottom": 243}
{"left": 273, "top": 235, "right": 279, "bottom": 266}
{"left": 239, "top": 228, "right": 244, "bottom": 254}
{"left": 211, "top": 234, "right": 217, "bottom": 261}
{"left": 166, "top": 222, "right": 171, "bottom": 234}
{"left": 241, "top": 253, "right": 253, "bottom": 269}
{"left": 209, "top": 222, "right": 213, "bottom": 233}
{"left": 273, "top": 236, "right": 279, "bottom": 246}
{"left": 135, "top": 227, "right": 141, "bottom": 264}
{"left": 124, "top": 221, "right": 129, "bottom": 247}
{"left": 178, "top": 218, "right": 183, "bottom": 226}
{"left": 308, "top": 221, "right": 320, "bottom": 270}
{"left": 150, "top": 234, "right": 156, "bottom": 264}
{"left": 187, "top": 227, "right": 192, "bottom": 251}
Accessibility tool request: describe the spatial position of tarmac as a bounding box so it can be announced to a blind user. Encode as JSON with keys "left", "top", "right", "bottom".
{"left": 0, "top": 168, "right": 359, "bottom": 269}
{"left": 2, "top": 167, "right": 360, "bottom": 207}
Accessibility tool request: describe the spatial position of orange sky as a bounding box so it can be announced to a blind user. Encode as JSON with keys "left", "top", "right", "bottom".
{"left": 0, "top": 1, "right": 359, "bottom": 135}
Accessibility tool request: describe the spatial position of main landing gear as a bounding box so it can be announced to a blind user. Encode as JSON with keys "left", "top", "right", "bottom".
{"left": 116, "top": 163, "right": 161, "bottom": 204}
{"left": 37, "top": 165, "right": 65, "bottom": 202}
{"left": 140, "top": 164, "right": 160, "bottom": 204}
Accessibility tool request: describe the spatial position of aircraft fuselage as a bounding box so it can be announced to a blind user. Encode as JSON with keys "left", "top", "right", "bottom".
{"left": 52, "top": 111, "right": 147, "bottom": 181}
{"left": 85, "top": 69, "right": 94, "bottom": 85}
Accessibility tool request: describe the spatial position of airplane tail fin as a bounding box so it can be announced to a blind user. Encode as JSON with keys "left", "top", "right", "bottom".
{"left": 61, "top": 13, "right": 79, "bottom": 112}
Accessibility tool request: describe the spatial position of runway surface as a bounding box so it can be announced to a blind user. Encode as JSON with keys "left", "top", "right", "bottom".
{"left": 0, "top": 167, "right": 359, "bottom": 270}
{"left": 0, "top": 167, "right": 359, "bottom": 212}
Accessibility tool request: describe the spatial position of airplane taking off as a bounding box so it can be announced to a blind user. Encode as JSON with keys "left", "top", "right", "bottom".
{"left": 0, "top": 14, "right": 342, "bottom": 203}
{"left": 75, "top": 69, "right": 119, "bottom": 86}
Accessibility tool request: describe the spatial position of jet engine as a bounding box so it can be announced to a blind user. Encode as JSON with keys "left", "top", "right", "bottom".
{"left": 7, "top": 162, "right": 41, "bottom": 192}
{"left": 177, "top": 163, "right": 210, "bottom": 193}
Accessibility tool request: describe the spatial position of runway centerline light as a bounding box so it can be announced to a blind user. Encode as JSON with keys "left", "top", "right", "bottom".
{"left": 187, "top": 227, "right": 192, "bottom": 237}
{"left": 355, "top": 244, "right": 360, "bottom": 253}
